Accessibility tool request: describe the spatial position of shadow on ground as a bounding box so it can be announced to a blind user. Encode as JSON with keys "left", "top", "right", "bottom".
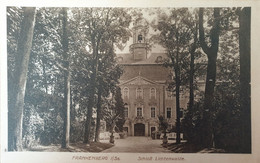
{"left": 27, "top": 142, "right": 114, "bottom": 152}
{"left": 163, "top": 143, "right": 226, "bottom": 153}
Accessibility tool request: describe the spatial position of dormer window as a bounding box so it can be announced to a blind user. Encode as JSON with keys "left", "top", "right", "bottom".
{"left": 156, "top": 56, "right": 163, "bottom": 63}
{"left": 117, "top": 57, "right": 123, "bottom": 62}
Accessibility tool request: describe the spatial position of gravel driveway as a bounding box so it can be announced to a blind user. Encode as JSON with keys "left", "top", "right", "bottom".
{"left": 101, "top": 136, "right": 173, "bottom": 153}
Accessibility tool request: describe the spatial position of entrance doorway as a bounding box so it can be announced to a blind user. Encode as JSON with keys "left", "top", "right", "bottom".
{"left": 134, "top": 123, "right": 145, "bottom": 136}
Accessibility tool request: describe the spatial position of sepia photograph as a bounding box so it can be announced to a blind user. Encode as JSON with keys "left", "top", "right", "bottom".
{"left": 1, "top": 0, "right": 260, "bottom": 163}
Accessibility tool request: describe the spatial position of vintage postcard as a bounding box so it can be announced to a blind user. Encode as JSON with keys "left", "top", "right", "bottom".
{"left": 1, "top": 0, "right": 260, "bottom": 163}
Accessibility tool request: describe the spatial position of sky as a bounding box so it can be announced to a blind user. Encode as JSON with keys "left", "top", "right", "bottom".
{"left": 115, "top": 8, "right": 165, "bottom": 54}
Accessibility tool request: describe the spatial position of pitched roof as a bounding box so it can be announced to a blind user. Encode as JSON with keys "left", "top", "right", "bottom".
{"left": 117, "top": 51, "right": 172, "bottom": 83}
{"left": 119, "top": 75, "right": 158, "bottom": 86}
{"left": 119, "top": 64, "right": 172, "bottom": 82}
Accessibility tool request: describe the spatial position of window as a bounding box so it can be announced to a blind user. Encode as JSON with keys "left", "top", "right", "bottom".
{"left": 156, "top": 56, "right": 162, "bottom": 63}
{"left": 150, "top": 88, "right": 156, "bottom": 99}
{"left": 151, "top": 107, "right": 156, "bottom": 118}
{"left": 117, "top": 57, "right": 123, "bottom": 62}
{"left": 166, "top": 107, "right": 171, "bottom": 118}
{"left": 137, "top": 107, "right": 142, "bottom": 117}
{"left": 180, "top": 108, "right": 184, "bottom": 118}
{"left": 136, "top": 88, "right": 143, "bottom": 99}
{"left": 124, "top": 106, "right": 128, "bottom": 118}
{"left": 138, "top": 34, "right": 143, "bottom": 42}
{"left": 180, "top": 110, "right": 183, "bottom": 118}
{"left": 123, "top": 87, "right": 129, "bottom": 99}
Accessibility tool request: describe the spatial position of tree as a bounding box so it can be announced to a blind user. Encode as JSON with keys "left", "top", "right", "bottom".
{"left": 25, "top": 7, "right": 65, "bottom": 146}
{"left": 199, "top": 8, "right": 221, "bottom": 148}
{"left": 181, "top": 7, "right": 251, "bottom": 152}
{"left": 74, "top": 8, "right": 131, "bottom": 144}
{"left": 94, "top": 47, "right": 123, "bottom": 142}
{"left": 212, "top": 10, "right": 240, "bottom": 151}
{"left": 19, "top": 7, "right": 75, "bottom": 148}
{"left": 188, "top": 13, "right": 199, "bottom": 112}
{"left": 25, "top": 7, "right": 72, "bottom": 147}
{"left": 7, "top": 7, "right": 130, "bottom": 149}
{"left": 60, "top": 7, "right": 71, "bottom": 149}
{"left": 153, "top": 8, "right": 194, "bottom": 144}
{"left": 114, "top": 87, "right": 125, "bottom": 133}
{"left": 8, "top": 7, "right": 36, "bottom": 151}
{"left": 180, "top": 11, "right": 201, "bottom": 145}
{"left": 238, "top": 7, "right": 251, "bottom": 153}
{"left": 103, "top": 87, "right": 125, "bottom": 143}
{"left": 95, "top": 87, "right": 103, "bottom": 142}
{"left": 158, "top": 115, "right": 168, "bottom": 144}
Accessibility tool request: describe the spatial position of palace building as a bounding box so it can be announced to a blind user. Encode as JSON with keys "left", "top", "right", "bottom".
{"left": 116, "top": 18, "right": 190, "bottom": 137}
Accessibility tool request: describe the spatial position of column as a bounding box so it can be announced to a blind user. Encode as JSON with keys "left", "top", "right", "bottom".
{"left": 131, "top": 123, "right": 135, "bottom": 136}
{"left": 145, "top": 122, "right": 148, "bottom": 136}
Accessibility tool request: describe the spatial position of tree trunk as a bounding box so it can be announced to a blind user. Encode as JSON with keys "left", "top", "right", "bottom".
{"left": 95, "top": 88, "right": 102, "bottom": 142}
{"left": 189, "top": 50, "right": 195, "bottom": 110}
{"left": 62, "top": 70, "right": 71, "bottom": 148}
{"left": 239, "top": 7, "right": 251, "bottom": 153}
{"left": 189, "top": 22, "right": 197, "bottom": 111}
{"left": 61, "top": 8, "right": 70, "bottom": 149}
{"left": 41, "top": 56, "right": 48, "bottom": 93}
{"left": 83, "top": 38, "right": 100, "bottom": 144}
{"left": 199, "top": 8, "right": 220, "bottom": 148}
{"left": 8, "top": 7, "right": 36, "bottom": 151}
{"left": 202, "top": 54, "right": 217, "bottom": 147}
{"left": 175, "top": 76, "right": 181, "bottom": 144}
{"left": 83, "top": 77, "right": 96, "bottom": 144}
{"left": 175, "top": 48, "right": 181, "bottom": 144}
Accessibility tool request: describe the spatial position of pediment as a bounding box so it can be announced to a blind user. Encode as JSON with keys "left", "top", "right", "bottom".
{"left": 120, "top": 76, "right": 157, "bottom": 86}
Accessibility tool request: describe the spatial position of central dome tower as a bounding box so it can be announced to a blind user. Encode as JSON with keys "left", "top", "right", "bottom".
{"left": 130, "top": 17, "right": 150, "bottom": 61}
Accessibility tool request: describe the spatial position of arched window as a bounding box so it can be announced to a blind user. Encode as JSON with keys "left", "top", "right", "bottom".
{"left": 156, "top": 56, "right": 162, "bottom": 62}
{"left": 138, "top": 34, "right": 143, "bottom": 42}
{"left": 123, "top": 87, "right": 129, "bottom": 99}
{"left": 124, "top": 105, "right": 129, "bottom": 118}
{"left": 150, "top": 88, "right": 156, "bottom": 99}
{"left": 166, "top": 107, "right": 171, "bottom": 118}
{"left": 136, "top": 88, "right": 143, "bottom": 99}
{"left": 151, "top": 107, "right": 156, "bottom": 118}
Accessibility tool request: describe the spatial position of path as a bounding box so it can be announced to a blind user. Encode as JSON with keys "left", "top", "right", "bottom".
{"left": 101, "top": 136, "right": 172, "bottom": 153}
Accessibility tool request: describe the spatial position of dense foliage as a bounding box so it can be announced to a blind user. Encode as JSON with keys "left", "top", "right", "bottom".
{"left": 7, "top": 7, "right": 130, "bottom": 150}
{"left": 7, "top": 7, "right": 250, "bottom": 153}
{"left": 181, "top": 8, "right": 250, "bottom": 152}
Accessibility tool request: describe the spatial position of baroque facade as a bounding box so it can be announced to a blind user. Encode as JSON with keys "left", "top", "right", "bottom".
{"left": 116, "top": 18, "right": 189, "bottom": 137}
